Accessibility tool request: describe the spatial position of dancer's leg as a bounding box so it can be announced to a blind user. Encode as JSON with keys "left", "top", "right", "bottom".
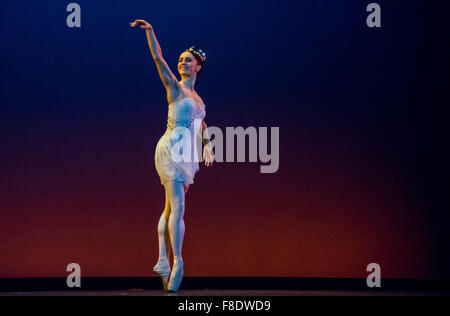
{"left": 157, "top": 186, "right": 172, "bottom": 260}
{"left": 179, "top": 211, "right": 185, "bottom": 256}
{"left": 166, "top": 180, "right": 186, "bottom": 262}
{"left": 180, "top": 184, "right": 187, "bottom": 248}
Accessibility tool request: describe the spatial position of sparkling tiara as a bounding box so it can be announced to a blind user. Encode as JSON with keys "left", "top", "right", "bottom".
{"left": 185, "top": 46, "right": 207, "bottom": 63}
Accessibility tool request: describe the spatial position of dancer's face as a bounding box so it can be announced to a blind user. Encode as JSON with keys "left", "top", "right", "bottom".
{"left": 178, "top": 52, "right": 201, "bottom": 78}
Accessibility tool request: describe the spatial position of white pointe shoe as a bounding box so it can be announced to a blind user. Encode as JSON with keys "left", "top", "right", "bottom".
{"left": 167, "top": 259, "right": 184, "bottom": 292}
{"left": 153, "top": 257, "right": 171, "bottom": 292}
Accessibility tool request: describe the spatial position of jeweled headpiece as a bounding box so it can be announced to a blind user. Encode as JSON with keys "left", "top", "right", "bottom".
{"left": 185, "top": 46, "right": 207, "bottom": 63}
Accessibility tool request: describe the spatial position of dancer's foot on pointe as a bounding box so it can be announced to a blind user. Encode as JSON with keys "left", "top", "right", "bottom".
{"left": 168, "top": 257, "right": 184, "bottom": 292}
{"left": 153, "top": 256, "right": 171, "bottom": 292}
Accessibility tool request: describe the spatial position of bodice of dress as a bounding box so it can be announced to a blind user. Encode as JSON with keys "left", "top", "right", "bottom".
{"left": 155, "top": 97, "right": 207, "bottom": 186}
{"left": 166, "top": 97, "right": 206, "bottom": 132}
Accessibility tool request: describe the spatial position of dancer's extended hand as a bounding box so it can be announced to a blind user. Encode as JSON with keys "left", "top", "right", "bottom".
{"left": 203, "top": 144, "right": 215, "bottom": 167}
{"left": 130, "top": 19, "right": 153, "bottom": 30}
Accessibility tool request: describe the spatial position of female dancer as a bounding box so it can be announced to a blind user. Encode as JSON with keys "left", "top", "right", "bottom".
{"left": 130, "top": 19, "right": 214, "bottom": 292}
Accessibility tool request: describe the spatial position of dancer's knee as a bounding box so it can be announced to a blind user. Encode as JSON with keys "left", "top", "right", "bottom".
{"left": 157, "top": 214, "right": 167, "bottom": 235}
{"left": 170, "top": 201, "right": 185, "bottom": 219}
{"left": 166, "top": 180, "right": 185, "bottom": 219}
{"left": 163, "top": 205, "right": 171, "bottom": 218}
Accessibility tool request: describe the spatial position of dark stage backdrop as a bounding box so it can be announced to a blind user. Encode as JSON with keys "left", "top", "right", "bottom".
{"left": 1, "top": 0, "right": 448, "bottom": 280}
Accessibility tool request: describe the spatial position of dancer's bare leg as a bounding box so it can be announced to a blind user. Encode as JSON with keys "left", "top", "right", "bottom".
{"left": 166, "top": 180, "right": 186, "bottom": 263}
{"left": 153, "top": 185, "right": 174, "bottom": 292}
{"left": 165, "top": 180, "right": 186, "bottom": 291}
{"left": 157, "top": 186, "right": 172, "bottom": 261}
{"left": 180, "top": 184, "right": 188, "bottom": 248}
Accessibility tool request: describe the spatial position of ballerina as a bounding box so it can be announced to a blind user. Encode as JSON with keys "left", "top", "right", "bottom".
{"left": 130, "top": 19, "right": 214, "bottom": 293}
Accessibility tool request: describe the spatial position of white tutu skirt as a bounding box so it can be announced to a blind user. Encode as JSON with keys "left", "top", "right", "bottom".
{"left": 154, "top": 131, "right": 200, "bottom": 187}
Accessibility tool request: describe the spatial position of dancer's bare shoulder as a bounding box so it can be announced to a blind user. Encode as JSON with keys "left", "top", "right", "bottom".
{"left": 167, "top": 81, "right": 204, "bottom": 106}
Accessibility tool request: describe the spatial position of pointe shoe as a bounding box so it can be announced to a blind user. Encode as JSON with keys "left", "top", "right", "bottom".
{"left": 167, "top": 259, "right": 184, "bottom": 292}
{"left": 153, "top": 257, "right": 171, "bottom": 292}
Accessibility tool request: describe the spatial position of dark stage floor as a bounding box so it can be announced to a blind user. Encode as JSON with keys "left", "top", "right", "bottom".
{"left": 1, "top": 289, "right": 448, "bottom": 296}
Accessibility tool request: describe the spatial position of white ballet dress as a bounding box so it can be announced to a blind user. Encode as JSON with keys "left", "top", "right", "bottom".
{"left": 154, "top": 97, "right": 206, "bottom": 186}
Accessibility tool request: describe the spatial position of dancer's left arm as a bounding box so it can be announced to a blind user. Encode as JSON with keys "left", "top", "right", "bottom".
{"left": 201, "top": 120, "right": 214, "bottom": 167}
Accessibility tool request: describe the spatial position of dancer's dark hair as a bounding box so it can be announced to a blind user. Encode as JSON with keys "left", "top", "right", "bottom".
{"left": 183, "top": 46, "right": 206, "bottom": 87}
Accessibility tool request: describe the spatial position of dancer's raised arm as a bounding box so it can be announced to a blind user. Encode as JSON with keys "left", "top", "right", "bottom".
{"left": 130, "top": 19, "right": 179, "bottom": 98}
